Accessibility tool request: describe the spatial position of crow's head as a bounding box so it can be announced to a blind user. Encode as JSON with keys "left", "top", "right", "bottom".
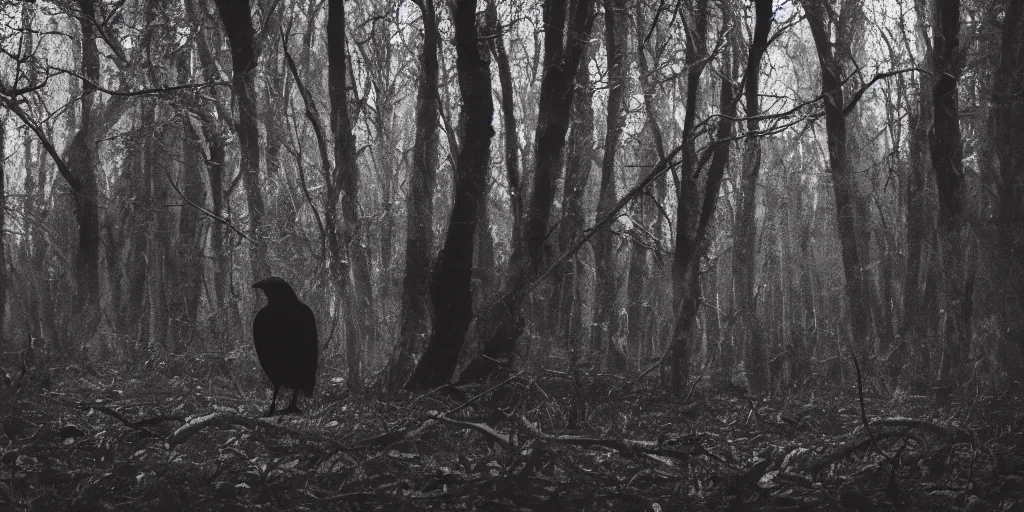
{"left": 253, "top": 276, "right": 299, "bottom": 303}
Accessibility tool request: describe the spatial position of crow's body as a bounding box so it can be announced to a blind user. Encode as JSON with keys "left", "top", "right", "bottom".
{"left": 252, "top": 277, "right": 318, "bottom": 416}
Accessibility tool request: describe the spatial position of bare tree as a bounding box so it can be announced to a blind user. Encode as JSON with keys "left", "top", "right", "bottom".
{"left": 734, "top": 0, "right": 773, "bottom": 391}
{"left": 386, "top": 0, "right": 441, "bottom": 393}
{"left": 800, "top": 0, "right": 874, "bottom": 364}
{"left": 213, "top": 0, "right": 271, "bottom": 282}
{"left": 667, "top": 0, "right": 710, "bottom": 393}
{"left": 327, "top": 0, "right": 370, "bottom": 389}
{"left": 592, "top": 0, "right": 630, "bottom": 371}
{"left": 460, "top": 0, "right": 595, "bottom": 385}
{"left": 406, "top": 0, "right": 495, "bottom": 390}
{"left": 930, "top": 0, "right": 971, "bottom": 402}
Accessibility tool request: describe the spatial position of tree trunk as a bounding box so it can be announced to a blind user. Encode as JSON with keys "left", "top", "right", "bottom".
{"left": 475, "top": 183, "right": 497, "bottom": 305}
{"left": 0, "top": 119, "right": 6, "bottom": 347}
{"left": 67, "top": 0, "right": 104, "bottom": 350}
{"left": 931, "top": 0, "right": 971, "bottom": 402}
{"left": 735, "top": 0, "right": 773, "bottom": 391}
{"left": 669, "top": 14, "right": 737, "bottom": 394}
{"left": 557, "top": 40, "right": 595, "bottom": 373}
{"left": 801, "top": 0, "right": 874, "bottom": 362}
{"left": 668, "top": 1, "right": 709, "bottom": 393}
{"left": 190, "top": 0, "right": 231, "bottom": 334}
{"left": 386, "top": 0, "right": 440, "bottom": 394}
{"left": 900, "top": 18, "right": 935, "bottom": 385}
{"left": 406, "top": 0, "right": 494, "bottom": 390}
{"left": 461, "top": 0, "right": 595, "bottom": 384}
{"left": 634, "top": 0, "right": 669, "bottom": 369}
{"left": 117, "top": 106, "right": 152, "bottom": 348}
{"left": 19, "top": 5, "right": 38, "bottom": 345}
{"left": 592, "top": 0, "right": 629, "bottom": 369}
{"left": 991, "top": 1, "right": 1024, "bottom": 380}
{"left": 214, "top": 0, "right": 270, "bottom": 282}
{"left": 173, "top": 115, "right": 207, "bottom": 353}
{"left": 327, "top": 0, "right": 369, "bottom": 389}
{"left": 148, "top": 110, "right": 173, "bottom": 353}
{"left": 488, "top": 0, "right": 522, "bottom": 246}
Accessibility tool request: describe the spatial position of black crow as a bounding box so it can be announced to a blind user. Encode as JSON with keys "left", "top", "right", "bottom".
{"left": 252, "top": 277, "right": 318, "bottom": 416}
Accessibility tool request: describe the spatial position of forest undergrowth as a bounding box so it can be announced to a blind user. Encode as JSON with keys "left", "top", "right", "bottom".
{"left": 1, "top": 351, "right": 1023, "bottom": 511}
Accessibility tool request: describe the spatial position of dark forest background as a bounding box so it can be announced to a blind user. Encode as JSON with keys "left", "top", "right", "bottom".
{"left": 1, "top": 0, "right": 1024, "bottom": 509}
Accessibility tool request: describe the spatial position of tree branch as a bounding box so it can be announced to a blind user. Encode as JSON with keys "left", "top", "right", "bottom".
{"left": 50, "top": 66, "right": 229, "bottom": 97}
{"left": 0, "top": 95, "right": 81, "bottom": 192}
{"left": 164, "top": 167, "right": 259, "bottom": 245}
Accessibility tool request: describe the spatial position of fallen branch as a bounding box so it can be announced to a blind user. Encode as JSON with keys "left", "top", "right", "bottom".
{"left": 168, "top": 412, "right": 350, "bottom": 449}
{"left": 515, "top": 415, "right": 724, "bottom": 463}
{"left": 65, "top": 401, "right": 185, "bottom": 437}
{"left": 805, "top": 417, "right": 985, "bottom": 475}
{"left": 168, "top": 411, "right": 446, "bottom": 453}
{"left": 430, "top": 412, "right": 510, "bottom": 450}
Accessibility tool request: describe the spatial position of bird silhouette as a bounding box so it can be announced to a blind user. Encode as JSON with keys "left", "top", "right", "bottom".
{"left": 252, "top": 277, "right": 318, "bottom": 416}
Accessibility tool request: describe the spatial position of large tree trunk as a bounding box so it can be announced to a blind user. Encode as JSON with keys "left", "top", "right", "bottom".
{"left": 591, "top": 0, "right": 629, "bottom": 370}
{"left": 667, "top": 1, "right": 709, "bottom": 393}
{"left": 990, "top": 1, "right": 1024, "bottom": 380}
{"left": 901, "top": 113, "right": 934, "bottom": 385}
{"left": 634, "top": 0, "right": 668, "bottom": 367}
{"left": 213, "top": 0, "right": 270, "bottom": 282}
{"left": 172, "top": 113, "right": 207, "bottom": 353}
{"left": 148, "top": 113, "right": 173, "bottom": 353}
{"left": 801, "top": 0, "right": 874, "bottom": 363}
{"left": 190, "top": 0, "right": 231, "bottom": 332}
{"left": 114, "top": 105, "right": 152, "bottom": 350}
{"left": 460, "top": 0, "right": 594, "bottom": 385}
{"left": 668, "top": 7, "right": 738, "bottom": 394}
{"left": 66, "top": 0, "right": 104, "bottom": 350}
{"left": 18, "top": 3, "right": 39, "bottom": 346}
{"left": 327, "top": 0, "right": 370, "bottom": 389}
{"left": 166, "top": 46, "right": 206, "bottom": 352}
{"left": 556, "top": 40, "right": 595, "bottom": 375}
{"left": 406, "top": 0, "right": 494, "bottom": 390}
{"left": 734, "top": 0, "right": 773, "bottom": 391}
{"left": 931, "top": 0, "right": 972, "bottom": 402}
{"left": 900, "top": 0, "right": 936, "bottom": 385}
{"left": 386, "top": 0, "right": 440, "bottom": 393}
{"left": 488, "top": 0, "right": 522, "bottom": 246}
{"left": 0, "top": 119, "right": 6, "bottom": 347}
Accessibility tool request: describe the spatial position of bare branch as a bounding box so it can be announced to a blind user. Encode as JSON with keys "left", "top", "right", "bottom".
{"left": 163, "top": 167, "right": 260, "bottom": 245}
{"left": 50, "top": 66, "right": 229, "bottom": 97}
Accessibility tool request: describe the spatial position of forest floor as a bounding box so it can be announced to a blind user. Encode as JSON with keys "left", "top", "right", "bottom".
{"left": 1, "top": 352, "right": 1023, "bottom": 511}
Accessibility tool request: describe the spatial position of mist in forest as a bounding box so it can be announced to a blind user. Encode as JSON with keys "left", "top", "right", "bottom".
{"left": 1, "top": 0, "right": 1022, "bottom": 509}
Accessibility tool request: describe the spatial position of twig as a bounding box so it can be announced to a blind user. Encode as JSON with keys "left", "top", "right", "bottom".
{"left": 430, "top": 413, "right": 510, "bottom": 449}
{"left": 444, "top": 371, "right": 525, "bottom": 416}
{"left": 515, "top": 415, "right": 724, "bottom": 463}
{"left": 50, "top": 66, "right": 229, "bottom": 97}
{"left": 164, "top": 168, "right": 259, "bottom": 245}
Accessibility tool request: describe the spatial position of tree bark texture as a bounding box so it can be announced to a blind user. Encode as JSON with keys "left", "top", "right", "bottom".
{"left": 592, "top": 0, "right": 629, "bottom": 369}
{"left": 387, "top": 0, "right": 440, "bottom": 394}
{"left": 407, "top": 0, "right": 494, "bottom": 390}
{"left": 900, "top": 0, "right": 937, "bottom": 385}
{"left": 930, "top": 0, "right": 972, "bottom": 401}
{"left": 0, "top": 119, "right": 6, "bottom": 347}
{"left": 801, "top": 0, "right": 874, "bottom": 360}
{"left": 213, "top": 0, "right": 270, "bottom": 281}
{"left": 668, "top": 0, "right": 708, "bottom": 393}
{"left": 734, "top": 0, "right": 773, "bottom": 391}
{"left": 460, "top": 0, "right": 595, "bottom": 384}
{"left": 990, "top": 0, "right": 1024, "bottom": 378}
{"left": 66, "top": 0, "right": 104, "bottom": 347}
{"left": 556, "top": 40, "right": 595, "bottom": 373}
{"left": 327, "top": 0, "right": 371, "bottom": 388}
